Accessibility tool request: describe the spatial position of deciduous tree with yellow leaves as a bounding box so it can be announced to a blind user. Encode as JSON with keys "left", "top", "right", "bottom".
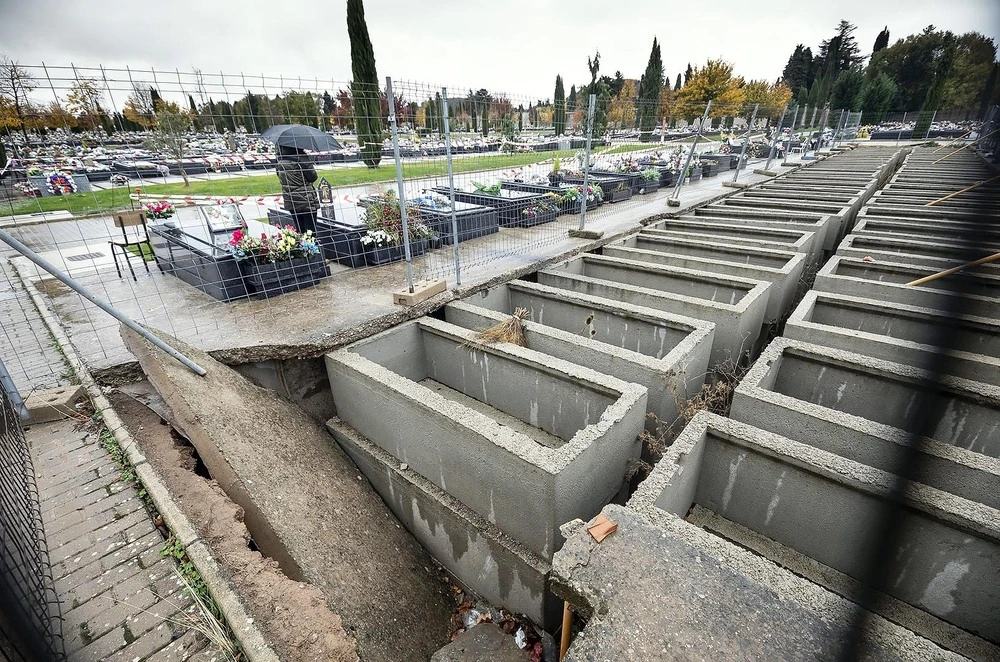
{"left": 608, "top": 79, "right": 637, "bottom": 129}
{"left": 673, "top": 59, "right": 746, "bottom": 122}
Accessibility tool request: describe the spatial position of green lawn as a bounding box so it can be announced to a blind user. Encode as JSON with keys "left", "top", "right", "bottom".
{"left": 2, "top": 149, "right": 579, "bottom": 219}
{"left": 125, "top": 241, "right": 156, "bottom": 262}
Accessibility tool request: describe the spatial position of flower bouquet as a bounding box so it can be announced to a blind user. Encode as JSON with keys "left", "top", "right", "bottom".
{"left": 142, "top": 201, "right": 176, "bottom": 219}
{"left": 517, "top": 198, "right": 561, "bottom": 227}
{"left": 358, "top": 190, "right": 435, "bottom": 266}
{"left": 228, "top": 224, "right": 328, "bottom": 297}
{"left": 14, "top": 181, "right": 42, "bottom": 198}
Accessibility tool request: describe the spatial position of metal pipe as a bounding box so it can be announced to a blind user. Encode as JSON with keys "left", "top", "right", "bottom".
{"left": 0, "top": 359, "right": 29, "bottom": 421}
{"left": 0, "top": 229, "right": 206, "bottom": 376}
{"left": 385, "top": 77, "right": 415, "bottom": 293}
{"left": 732, "top": 104, "right": 759, "bottom": 183}
{"left": 441, "top": 87, "right": 462, "bottom": 286}
{"left": 578, "top": 94, "right": 596, "bottom": 231}
{"left": 671, "top": 101, "right": 712, "bottom": 200}
{"left": 764, "top": 106, "right": 788, "bottom": 170}
{"left": 782, "top": 105, "right": 799, "bottom": 166}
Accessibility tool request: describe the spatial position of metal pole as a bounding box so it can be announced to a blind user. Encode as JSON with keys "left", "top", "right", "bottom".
{"left": 925, "top": 110, "right": 937, "bottom": 140}
{"left": 817, "top": 106, "right": 830, "bottom": 149}
{"left": 386, "top": 77, "right": 415, "bottom": 293}
{"left": 0, "top": 229, "right": 206, "bottom": 376}
{"left": 578, "top": 94, "right": 596, "bottom": 231}
{"left": 896, "top": 111, "right": 906, "bottom": 147}
{"left": 782, "top": 105, "right": 800, "bottom": 166}
{"left": 671, "top": 101, "right": 712, "bottom": 200}
{"left": 832, "top": 109, "right": 846, "bottom": 148}
{"left": 764, "top": 106, "right": 787, "bottom": 170}
{"left": 732, "top": 104, "right": 759, "bottom": 182}
{"left": 441, "top": 87, "right": 461, "bottom": 286}
{"left": 0, "top": 359, "right": 29, "bottom": 421}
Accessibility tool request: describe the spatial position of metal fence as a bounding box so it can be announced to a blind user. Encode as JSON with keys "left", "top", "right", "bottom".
{"left": 0, "top": 374, "right": 66, "bottom": 662}
{"left": 0, "top": 63, "right": 990, "bottom": 375}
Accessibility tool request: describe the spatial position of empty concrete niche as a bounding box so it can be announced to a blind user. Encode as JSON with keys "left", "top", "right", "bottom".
{"left": 325, "top": 317, "right": 647, "bottom": 560}
{"left": 537, "top": 254, "right": 770, "bottom": 366}
{"left": 698, "top": 202, "right": 845, "bottom": 250}
{"left": 731, "top": 337, "right": 1000, "bottom": 509}
{"left": 645, "top": 220, "right": 819, "bottom": 259}
{"left": 630, "top": 412, "right": 1000, "bottom": 651}
{"left": 682, "top": 209, "right": 837, "bottom": 253}
{"left": 786, "top": 291, "right": 1000, "bottom": 387}
{"left": 853, "top": 216, "right": 1000, "bottom": 244}
{"left": 814, "top": 256, "right": 1000, "bottom": 317}
{"left": 444, "top": 285, "right": 714, "bottom": 432}
{"left": 836, "top": 233, "right": 1000, "bottom": 274}
{"left": 605, "top": 234, "right": 807, "bottom": 322}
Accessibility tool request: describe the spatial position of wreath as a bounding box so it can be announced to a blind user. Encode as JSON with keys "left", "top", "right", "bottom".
{"left": 46, "top": 172, "right": 78, "bottom": 196}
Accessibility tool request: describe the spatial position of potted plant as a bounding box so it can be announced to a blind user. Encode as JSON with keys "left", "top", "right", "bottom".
{"left": 517, "top": 198, "right": 561, "bottom": 227}
{"left": 702, "top": 160, "right": 719, "bottom": 177}
{"left": 639, "top": 168, "right": 660, "bottom": 193}
{"left": 229, "top": 224, "right": 330, "bottom": 297}
{"left": 358, "top": 190, "right": 435, "bottom": 266}
{"left": 560, "top": 184, "right": 604, "bottom": 213}
{"left": 142, "top": 201, "right": 176, "bottom": 219}
{"left": 687, "top": 157, "right": 703, "bottom": 182}
{"left": 548, "top": 156, "right": 564, "bottom": 184}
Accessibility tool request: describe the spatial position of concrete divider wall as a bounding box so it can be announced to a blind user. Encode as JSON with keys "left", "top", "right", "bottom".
{"left": 814, "top": 255, "right": 1000, "bottom": 316}
{"left": 326, "top": 419, "right": 559, "bottom": 626}
{"left": 629, "top": 412, "right": 1000, "bottom": 646}
{"left": 853, "top": 215, "right": 1000, "bottom": 243}
{"left": 836, "top": 233, "right": 1000, "bottom": 273}
{"left": 326, "top": 317, "right": 647, "bottom": 559}
{"left": 645, "top": 220, "right": 819, "bottom": 261}
{"left": 785, "top": 291, "right": 1000, "bottom": 386}
{"left": 688, "top": 207, "right": 839, "bottom": 252}
{"left": 602, "top": 239, "right": 805, "bottom": 322}
{"left": 538, "top": 255, "right": 771, "bottom": 365}
{"left": 729, "top": 337, "right": 1000, "bottom": 509}
{"left": 443, "top": 299, "right": 713, "bottom": 431}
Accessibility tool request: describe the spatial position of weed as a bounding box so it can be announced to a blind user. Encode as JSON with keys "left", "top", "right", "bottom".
{"left": 122, "top": 621, "right": 136, "bottom": 645}
{"left": 79, "top": 622, "right": 93, "bottom": 646}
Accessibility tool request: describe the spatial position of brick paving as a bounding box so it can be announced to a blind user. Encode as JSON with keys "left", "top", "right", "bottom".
{"left": 2, "top": 262, "right": 221, "bottom": 660}
{"left": 29, "top": 420, "right": 219, "bottom": 661}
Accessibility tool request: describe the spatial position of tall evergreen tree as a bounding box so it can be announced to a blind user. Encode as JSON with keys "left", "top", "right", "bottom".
{"left": 872, "top": 27, "right": 890, "bottom": 54}
{"left": 782, "top": 45, "right": 815, "bottom": 91}
{"left": 859, "top": 72, "right": 897, "bottom": 122}
{"left": 674, "top": 73, "right": 682, "bottom": 90}
{"left": 553, "top": 74, "right": 566, "bottom": 135}
{"left": 684, "top": 63, "right": 693, "bottom": 85}
{"left": 637, "top": 37, "right": 664, "bottom": 133}
{"left": 797, "top": 86, "right": 809, "bottom": 107}
{"left": 830, "top": 68, "right": 865, "bottom": 110}
{"left": 347, "top": 0, "right": 382, "bottom": 167}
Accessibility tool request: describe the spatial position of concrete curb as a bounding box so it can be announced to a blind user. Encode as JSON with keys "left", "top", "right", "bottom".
{"left": 11, "top": 260, "right": 281, "bottom": 662}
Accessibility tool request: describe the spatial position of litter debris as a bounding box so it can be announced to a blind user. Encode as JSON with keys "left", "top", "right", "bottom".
{"left": 587, "top": 514, "right": 618, "bottom": 543}
{"left": 471, "top": 307, "right": 529, "bottom": 347}
{"left": 862, "top": 255, "right": 874, "bottom": 262}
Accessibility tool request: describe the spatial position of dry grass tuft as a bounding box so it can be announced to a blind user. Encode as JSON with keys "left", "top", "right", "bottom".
{"left": 471, "top": 307, "right": 529, "bottom": 347}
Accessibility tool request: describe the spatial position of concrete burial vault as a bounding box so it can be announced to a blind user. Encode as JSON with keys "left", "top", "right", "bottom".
{"left": 445, "top": 280, "right": 714, "bottom": 430}
{"left": 537, "top": 254, "right": 770, "bottom": 365}
{"left": 624, "top": 412, "right": 1000, "bottom": 659}
{"left": 324, "top": 317, "right": 647, "bottom": 624}
{"left": 603, "top": 233, "right": 806, "bottom": 323}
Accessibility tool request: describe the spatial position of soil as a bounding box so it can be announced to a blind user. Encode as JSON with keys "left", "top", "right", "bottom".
{"left": 108, "top": 390, "right": 358, "bottom": 662}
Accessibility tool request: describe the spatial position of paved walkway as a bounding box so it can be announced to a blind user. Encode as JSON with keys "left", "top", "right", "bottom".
{"left": 2, "top": 260, "right": 220, "bottom": 660}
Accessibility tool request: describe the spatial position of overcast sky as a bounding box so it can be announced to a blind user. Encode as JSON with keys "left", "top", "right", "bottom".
{"left": 1, "top": 0, "right": 998, "bottom": 104}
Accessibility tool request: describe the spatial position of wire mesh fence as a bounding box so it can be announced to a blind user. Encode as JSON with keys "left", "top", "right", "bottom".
{"left": 0, "top": 373, "right": 66, "bottom": 662}
{"left": 1, "top": 62, "right": 992, "bottom": 374}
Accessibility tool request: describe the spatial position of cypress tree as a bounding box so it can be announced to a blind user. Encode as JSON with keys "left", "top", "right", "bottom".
{"left": 347, "top": 0, "right": 382, "bottom": 167}
{"left": 637, "top": 37, "right": 663, "bottom": 133}
{"left": 872, "top": 27, "right": 890, "bottom": 54}
{"left": 568, "top": 84, "right": 577, "bottom": 111}
{"left": 470, "top": 98, "right": 477, "bottom": 132}
{"left": 674, "top": 73, "right": 682, "bottom": 90}
{"left": 683, "top": 63, "right": 693, "bottom": 85}
{"left": 553, "top": 75, "right": 566, "bottom": 135}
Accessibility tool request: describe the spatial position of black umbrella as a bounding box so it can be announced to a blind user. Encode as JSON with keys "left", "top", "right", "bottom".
{"left": 260, "top": 124, "right": 343, "bottom": 152}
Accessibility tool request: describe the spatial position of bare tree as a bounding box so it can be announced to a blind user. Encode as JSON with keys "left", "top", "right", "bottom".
{"left": 66, "top": 77, "right": 106, "bottom": 133}
{"left": 144, "top": 101, "right": 192, "bottom": 186}
{"left": 124, "top": 84, "right": 157, "bottom": 128}
{"left": 0, "top": 54, "right": 37, "bottom": 142}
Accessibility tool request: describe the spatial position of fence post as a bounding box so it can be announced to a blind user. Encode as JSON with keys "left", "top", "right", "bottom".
{"left": 732, "top": 104, "right": 759, "bottom": 183}
{"left": 578, "top": 94, "right": 596, "bottom": 231}
{"left": 782, "top": 105, "right": 800, "bottom": 166}
{"left": 925, "top": 110, "right": 937, "bottom": 139}
{"left": 764, "top": 106, "right": 787, "bottom": 170}
{"left": 385, "top": 76, "right": 414, "bottom": 294}
{"left": 896, "top": 111, "right": 907, "bottom": 147}
{"left": 671, "top": 101, "right": 712, "bottom": 202}
{"left": 0, "top": 359, "right": 28, "bottom": 420}
{"left": 831, "top": 109, "right": 846, "bottom": 148}
{"left": 441, "top": 86, "right": 461, "bottom": 286}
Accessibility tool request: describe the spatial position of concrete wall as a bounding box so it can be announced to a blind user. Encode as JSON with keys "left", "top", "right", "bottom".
{"left": 836, "top": 234, "right": 1000, "bottom": 274}
{"left": 853, "top": 215, "right": 1000, "bottom": 244}
{"left": 537, "top": 255, "right": 771, "bottom": 366}
{"left": 785, "top": 291, "right": 1000, "bottom": 386}
{"left": 631, "top": 412, "right": 1000, "bottom": 645}
{"left": 730, "top": 337, "right": 1000, "bottom": 509}
{"left": 683, "top": 208, "right": 837, "bottom": 254}
{"left": 645, "top": 220, "right": 818, "bottom": 257}
{"left": 326, "top": 317, "right": 647, "bottom": 559}
{"left": 327, "top": 419, "right": 559, "bottom": 627}
{"left": 703, "top": 200, "right": 847, "bottom": 250}
{"left": 605, "top": 235, "right": 806, "bottom": 322}
{"left": 443, "top": 299, "right": 713, "bottom": 431}
{"left": 814, "top": 256, "right": 1000, "bottom": 317}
